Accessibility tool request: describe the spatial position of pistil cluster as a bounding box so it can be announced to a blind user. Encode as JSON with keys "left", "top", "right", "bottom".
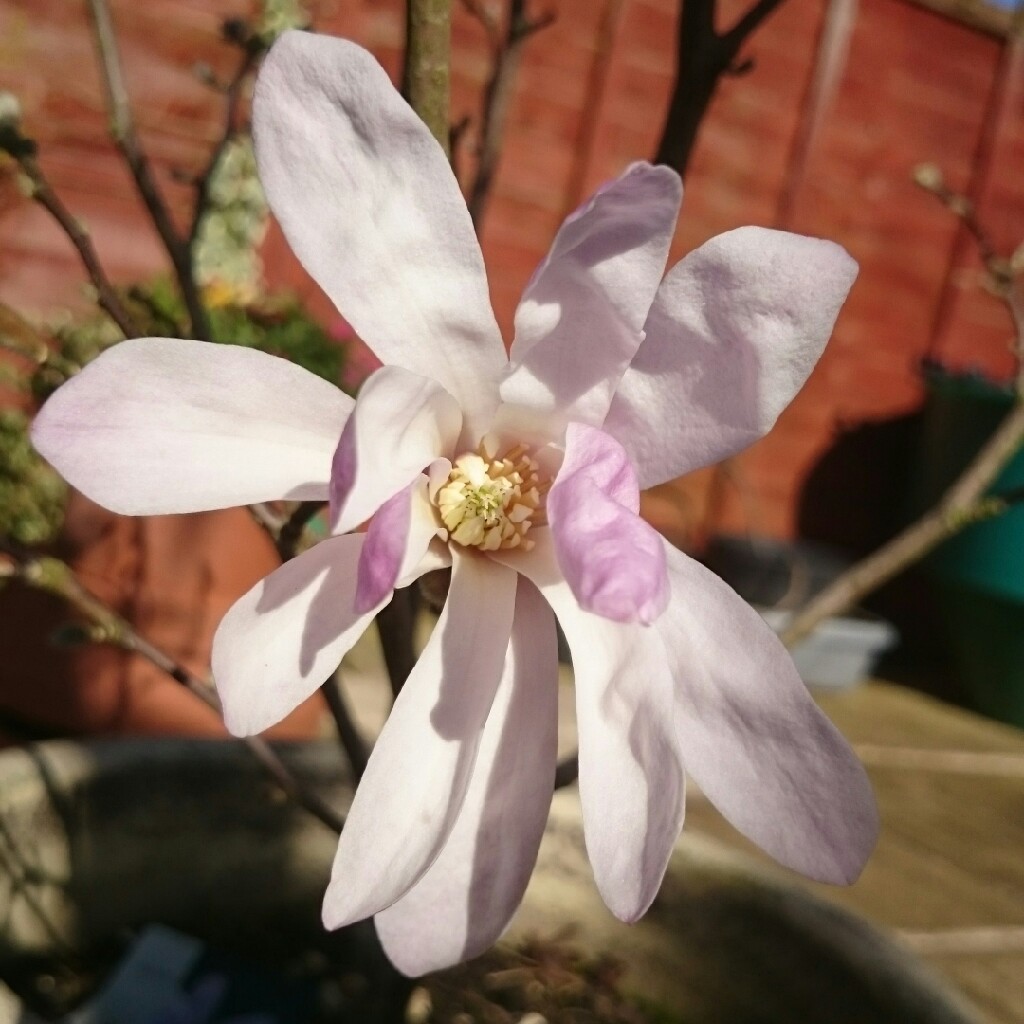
{"left": 435, "top": 436, "right": 547, "bottom": 552}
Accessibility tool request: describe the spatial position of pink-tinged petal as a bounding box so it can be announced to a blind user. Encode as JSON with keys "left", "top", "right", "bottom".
{"left": 356, "top": 477, "right": 442, "bottom": 613}
{"left": 375, "top": 577, "right": 558, "bottom": 975}
{"left": 31, "top": 338, "right": 351, "bottom": 515}
{"left": 322, "top": 554, "right": 517, "bottom": 930}
{"left": 497, "top": 163, "right": 681, "bottom": 441}
{"left": 253, "top": 31, "right": 506, "bottom": 439}
{"left": 547, "top": 423, "right": 668, "bottom": 625}
{"left": 330, "top": 366, "right": 461, "bottom": 535}
{"left": 494, "top": 533, "right": 685, "bottom": 922}
{"left": 605, "top": 227, "right": 858, "bottom": 488}
{"left": 212, "top": 534, "right": 381, "bottom": 736}
{"left": 657, "top": 545, "right": 878, "bottom": 883}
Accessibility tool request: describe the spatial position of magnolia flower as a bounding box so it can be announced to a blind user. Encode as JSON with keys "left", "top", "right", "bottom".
{"left": 32, "top": 31, "right": 878, "bottom": 976}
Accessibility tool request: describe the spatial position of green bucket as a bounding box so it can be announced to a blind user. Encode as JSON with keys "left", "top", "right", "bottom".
{"left": 917, "top": 369, "right": 1024, "bottom": 601}
{"left": 917, "top": 369, "right": 1024, "bottom": 727}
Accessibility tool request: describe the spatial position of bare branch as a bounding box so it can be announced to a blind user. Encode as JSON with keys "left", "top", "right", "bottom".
{"left": 0, "top": 540, "right": 344, "bottom": 834}
{"left": 377, "top": 587, "right": 419, "bottom": 701}
{"left": 85, "top": 0, "right": 211, "bottom": 340}
{"left": 321, "top": 671, "right": 370, "bottom": 780}
{"left": 10, "top": 153, "right": 140, "bottom": 338}
{"left": 780, "top": 400, "right": 1024, "bottom": 648}
{"left": 655, "top": 0, "right": 790, "bottom": 175}
{"left": 188, "top": 40, "right": 262, "bottom": 251}
{"left": 781, "top": 190, "right": 1024, "bottom": 648}
{"left": 465, "top": 0, "right": 556, "bottom": 228}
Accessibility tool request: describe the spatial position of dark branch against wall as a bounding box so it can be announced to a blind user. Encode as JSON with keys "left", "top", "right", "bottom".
{"left": 655, "top": 0, "right": 790, "bottom": 176}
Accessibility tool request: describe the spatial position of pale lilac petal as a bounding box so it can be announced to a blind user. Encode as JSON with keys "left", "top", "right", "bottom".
{"left": 322, "top": 554, "right": 517, "bottom": 929}
{"left": 329, "top": 366, "right": 461, "bottom": 535}
{"left": 375, "top": 578, "right": 558, "bottom": 976}
{"left": 547, "top": 423, "right": 668, "bottom": 625}
{"left": 212, "top": 534, "right": 380, "bottom": 736}
{"left": 356, "top": 478, "right": 442, "bottom": 613}
{"left": 253, "top": 31, "right": 506, "bottom": 439}
{"left": 657, "top": 544, "right": 878, "bottom": 883}
{"left": 31, "top": 338, "right": 351, "bottom": 515}
{"left": 605, "top": 227, "right": 858, "bottom": 488}
{"left": 495, "top": 533, "right": 685, "bottom": 922}
{"left": 497, "top": 163, "right": 682, "bottom": 441}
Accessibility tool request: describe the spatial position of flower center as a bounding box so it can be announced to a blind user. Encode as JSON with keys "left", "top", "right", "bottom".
{"left": 435, "top": 436, "right": 548, "bottom": 552}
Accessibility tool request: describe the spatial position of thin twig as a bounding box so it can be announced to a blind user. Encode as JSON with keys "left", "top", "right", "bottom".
{"left": 377, "top": 588, "right": 419, "bottom": 701}
{"left": 463, "top": 0, "right": 555, "bottom": 228}
{"left": 188, "top": 41, "right": 262, "bottom": 252}
{"left": 85, "top": 0, "right": 211, "bottom": 340}
{"left": 9, "top": 155, "right": 140, "bottom": 338}
{"left": 321, "top": 671, "right": 370, "bottom": 780}
{"left": 403, "top": 0, "right": 453, "bottom": 154}
{"left": 0, "top": 541, "right": 344, "bottom": 834}
{"left": 780, "top": 368, "right": 1024, "bottom": 649}
{"left": 781, "top": 187, "right": 1024, "bottom": 648}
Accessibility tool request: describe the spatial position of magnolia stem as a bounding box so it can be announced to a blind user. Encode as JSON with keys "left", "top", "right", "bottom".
{"left": 85, "top": 0, "right": 211, "bottom": 340}
{"left": 0, "top": 541, "right": 344, "bottom": 834}
{"left": 403, "top": 0, "right": 452, "bottom": 154}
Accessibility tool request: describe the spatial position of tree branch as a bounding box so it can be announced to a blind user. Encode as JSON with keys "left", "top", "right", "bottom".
{"left": 85, "top": 0, "right": 211, "bottom": 340}
{"left": 781, "top": 185, "right": 1024, "bottom": 648}
{"left": 0, "top": 541, "right": 344, "bottom": 834}
{"left": 403, "top": 0, "right": 453, "bottom": 154}
{"left": 463, "top": 0, "right": 555, "bottom": 228}
{"left": 655, "top": 0, "right": 790, "bottom": 175}
{"left": 321, "top": 670, "right": 370, "bottom": 780}
{"left": 780, "top": 399, "right": 1024, "bottom": 648}
{"left": 188, "top": 38, "right": 262, "bottom": 252}
{"left": 9, "top": 152, "right": 141, "bottom": 339}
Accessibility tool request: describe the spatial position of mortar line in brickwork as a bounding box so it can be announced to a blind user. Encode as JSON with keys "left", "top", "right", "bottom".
{"left": 774, "top": 0, "right": 857, "bottom": 230}
{"left": 925, "top": 21, "right": 1022, "bottom": 363}
{"left": 561, "top": 0, "right": 627, "bottom": 217}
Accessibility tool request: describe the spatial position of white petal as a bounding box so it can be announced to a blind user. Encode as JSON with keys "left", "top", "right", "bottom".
{"left": 496, "top": 163, "right": 681, "bottom": 443}
{"left": 212, "top": 534, "right": 379, "bottom": 736}
{"left": 656, "top": 545, "right": 878, "bottom": 883}
{"left": 496, "top": 532, "right": 685, "bottom": 922}
{"left": 253, "top": 31, "right": 506, "bottom": 440}
{"left": 605, "top": 227, "right": 857, "bottom": 488}
{"left": 375, "top": 577, "right": 558, "bottom": 975}
{"left": 330, "top": 366, "right": 461, "bottom": 535}
{"left": 322, "top": 553, "right": 518, "bottom": 929}
{"left": 31, "top": 338, "right": 351, "bottom": 515}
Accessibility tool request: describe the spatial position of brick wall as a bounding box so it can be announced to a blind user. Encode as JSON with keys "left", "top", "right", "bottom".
{"left": 1, "top": 0, "right": 1021, "bottom": 549}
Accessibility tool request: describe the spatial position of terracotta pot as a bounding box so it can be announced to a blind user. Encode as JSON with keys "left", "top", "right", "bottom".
{"left": 0, "top": 492, "right": 324, "bottom": 743}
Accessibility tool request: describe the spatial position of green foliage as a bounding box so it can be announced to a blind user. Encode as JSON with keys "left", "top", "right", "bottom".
{"left": 208, "top": 298, "right": 345, "bottom": 384}
{"left": 0, "top": 409, "right": 65, "bottom": 545}
{"left": 8, "top": 280, "right": 343, "bottom": 551}
{"left": 32, "top": 279, "right": 346, "bottom": 400}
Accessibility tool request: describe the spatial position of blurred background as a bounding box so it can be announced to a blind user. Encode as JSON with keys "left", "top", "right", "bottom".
{"left": 1, "top": 0, "right": 1023, "bottom": 1022}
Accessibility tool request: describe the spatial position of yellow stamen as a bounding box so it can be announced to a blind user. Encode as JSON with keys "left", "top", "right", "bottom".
{"left": 434, "top": 435, "right": 548, "bottom": 552}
